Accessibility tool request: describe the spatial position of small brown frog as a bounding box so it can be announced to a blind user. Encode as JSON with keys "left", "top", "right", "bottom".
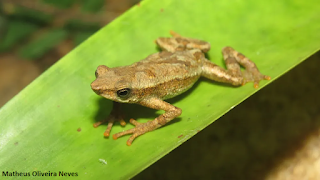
{"left": 91, "top": 31, "right": 270, "bottom": 146}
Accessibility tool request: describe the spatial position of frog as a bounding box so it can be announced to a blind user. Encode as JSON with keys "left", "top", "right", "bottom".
{"left": 91, "top": 31, "right": 270, "bottom": 146}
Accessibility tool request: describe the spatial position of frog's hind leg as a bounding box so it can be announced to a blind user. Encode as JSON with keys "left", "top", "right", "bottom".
{"left": 155, "top": 31, "right": 211, "bottom": 53}
{"left": 201, "top": 46, "right": 270, "bottom": 88}
{"left": 223, "top": 47, "right": 271, "bottom": 88}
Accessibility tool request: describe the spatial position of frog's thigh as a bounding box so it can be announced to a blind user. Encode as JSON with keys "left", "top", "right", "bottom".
{"left": 201, "top": 58, "right": 243, "bottom": 86}
{"left": 222, "top": 46, "right": 257, "bottom": 71}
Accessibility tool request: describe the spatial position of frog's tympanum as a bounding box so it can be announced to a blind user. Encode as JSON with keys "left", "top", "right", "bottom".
{"left": 91, "top": 31, "right": 270, "bottom": 146}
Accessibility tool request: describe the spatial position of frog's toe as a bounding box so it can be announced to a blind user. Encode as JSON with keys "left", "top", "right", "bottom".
{"left": 129, "top": 118, "right": 140, "bottom": 126}
{"left": 112, "top": 118, "right": 140, "bottom": 140}
{"left": 103, "top": 118, "right": 116, "bottom": 137}
{"left": 112, "top": 128, "right": 136, "bottom": 140}
{"left": 94, "top": 114, "right": 116, "bottom": 128}
{"left": 264, "top": 75, "right": 271, "bottom": 80}
{"left": 242, "top": 70, "right": 270, "bottom": 88}
{"left": 118, "top": 115, "right": 126, "bottom": 126}
{"left": 126, "top": 133, "right": 141, "bottom": 146}
{"left": 253, "top": 74, "right": 271, "bottom": 88}
{"left": 113, "top": 119, "right": 158, "bottom": 146}
{"left": 93, "top": 120, "right": 105, "bottom": 128}
{"left": 94, "top": 113, "right": 127, "bottom": 137}
{"left": 253, "top": 81, "right": 260, "bottom": 89}
{"left": 104, "top": 131, "right": 110, "bottom": 137}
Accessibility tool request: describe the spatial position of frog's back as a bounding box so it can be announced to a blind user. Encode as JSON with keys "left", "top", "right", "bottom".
{"left": 130, "top": 50, "right": 203, "bottom": 99}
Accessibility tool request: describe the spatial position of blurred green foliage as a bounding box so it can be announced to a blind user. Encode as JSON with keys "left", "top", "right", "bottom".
{"left": 18, "top": 29, "right": 68, "bottom": 59}
{"left": 42, "top": 0, "right": 76, "bottom": 9}
{"left": 80, "top": 0, "right": 105, "bottom": 12}
{"left": 0, "top": 21, "right": 39, "bottom": 52}
{"left": 0, "top": 0, "right": 106, "bottom": 60}
{"left": 0, "top": 14, "right": 9, "bottom": 42}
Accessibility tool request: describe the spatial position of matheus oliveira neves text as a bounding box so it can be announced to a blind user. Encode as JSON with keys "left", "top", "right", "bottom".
{"left": 2, "top": 171, "right": 78, "bottom": 177}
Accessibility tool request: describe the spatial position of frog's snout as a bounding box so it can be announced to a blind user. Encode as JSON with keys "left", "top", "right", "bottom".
{"left": 91, "top": 81, "right": 102, "bottom": 95}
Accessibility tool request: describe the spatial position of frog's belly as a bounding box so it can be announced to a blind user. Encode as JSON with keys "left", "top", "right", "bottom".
{"left": 155, "top": 74, "right": 201, "bottom": 100}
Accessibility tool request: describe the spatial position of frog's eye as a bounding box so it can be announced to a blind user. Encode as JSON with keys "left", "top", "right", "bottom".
{"left": 95, "top": 70, "right": 99, "bottom": 78}
{"left": 117, "top": 88, "right": 131, "bottom": 99}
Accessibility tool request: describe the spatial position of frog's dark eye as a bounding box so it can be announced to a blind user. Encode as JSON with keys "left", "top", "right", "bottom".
{"left": 117, "top": 88, "right": 131, "bottom": 99}
{"left": 95, "top": 70, "right": 99, "bottom": 78}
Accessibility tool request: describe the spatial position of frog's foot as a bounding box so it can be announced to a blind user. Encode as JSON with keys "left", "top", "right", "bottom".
{"left": 242, "top": 69, "right": 271, "bottom": 89}
{"left": 113, "top": 118, "right": 159, "bottom": 146}
{"left": 221, "top": 46, "right": 271, "bottom": 88}
{"left": 93, "top": 114, "right": 126, "bottom": 137}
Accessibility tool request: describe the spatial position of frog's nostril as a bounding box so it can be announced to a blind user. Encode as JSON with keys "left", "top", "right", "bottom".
{"left": 92, "top": 87, "right": 102, "bottom": 95}
{"left": 91, "top": 82, "right": 101, "bottom": 94}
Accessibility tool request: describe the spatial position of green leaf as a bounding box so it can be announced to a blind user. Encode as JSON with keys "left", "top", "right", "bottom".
{"left": 0, "top": 0, "right": 319, "bottom": 179}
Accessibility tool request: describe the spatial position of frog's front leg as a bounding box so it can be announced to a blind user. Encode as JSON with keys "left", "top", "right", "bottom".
{"left": 201, "top": 46, "right": 270, "bottom": 88}
{"left": 93, "top": 101, "right": 126, "bottom": 137}
{"left": 113, "top": 97, "right": 182, "bottom": 146}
